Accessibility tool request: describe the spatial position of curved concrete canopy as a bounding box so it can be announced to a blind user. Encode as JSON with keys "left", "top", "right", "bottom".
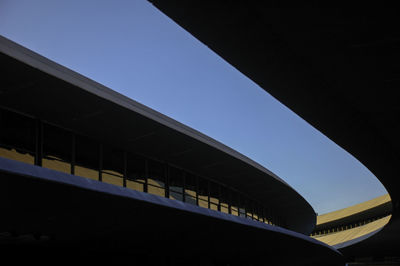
{"left": 148, "top": 4, "right": 400, "bottom": 257}
{"left": 0, "top": 35, "right": 315, "bottom": 234}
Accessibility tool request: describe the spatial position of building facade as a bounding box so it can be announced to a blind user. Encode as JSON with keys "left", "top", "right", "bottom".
{"left": 0, "top": 35, "right": 343, "bottom": 265}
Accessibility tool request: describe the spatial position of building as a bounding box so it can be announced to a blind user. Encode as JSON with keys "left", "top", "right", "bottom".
{"left": 309, "top": 194, "right": 396, "bottom": 264}
{"left": 0, "top": 35, "right": 343, "bottom": 265}
{"left": 311, "top": 194, "right": 391, "bottom": 249}
{"left": 147, "top": 4, "right": 400, "bottom": 264}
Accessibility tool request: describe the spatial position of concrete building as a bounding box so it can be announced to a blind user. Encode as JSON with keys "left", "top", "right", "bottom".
{"left": 0, "top": 35, "right": 342, "bottom": 265}
{"left": 311, "top": 194, "right": 391, "bottom": 249}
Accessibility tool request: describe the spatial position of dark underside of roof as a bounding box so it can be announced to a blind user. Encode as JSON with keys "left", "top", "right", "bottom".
{"left": 148, "top": 3, "right": 400, "bottom": 258}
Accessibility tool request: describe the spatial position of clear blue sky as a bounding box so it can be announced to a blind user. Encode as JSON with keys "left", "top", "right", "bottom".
{"left": 0, "top": 0, "right": 388, "bottom": 214}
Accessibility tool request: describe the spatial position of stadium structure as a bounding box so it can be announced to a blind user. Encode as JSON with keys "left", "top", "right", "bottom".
{"left": 1, "top": 5, "right": 399, "bottom": 265}
{"left": 147, "top": 4, "right": 400, "bottom": 265}
{"left": 0, "top": 35, "right": 342, "bottom": 265}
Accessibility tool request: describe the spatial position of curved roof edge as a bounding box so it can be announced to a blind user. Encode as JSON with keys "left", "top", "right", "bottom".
{"left": 315, "top": 215, "right": 391, "bottom": 248}
{"left": 0, "top": 34, "right": 315, "bottom": 234}
{"left": 0, "top": 34, "right": 286, "bottom": 186}
{"left": 312, "top": 195, "right": 392, "bottom": 248}
{"left": 317, "top": 194, "right": 391, "bottom": 225}
{"left": 0, "top": 35, "right": 288, "bottom": 186}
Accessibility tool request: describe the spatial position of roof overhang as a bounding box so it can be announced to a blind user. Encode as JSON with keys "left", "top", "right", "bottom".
{"left": 0, "top": 35, "right": 315, "bottom": 234}
{"left": 147, "top": 4, "right": 400, "bottom": 257}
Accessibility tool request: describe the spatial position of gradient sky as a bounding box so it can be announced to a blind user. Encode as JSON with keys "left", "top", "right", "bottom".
{"left": 0, "top": 0, "right": 388, "bottom": 214}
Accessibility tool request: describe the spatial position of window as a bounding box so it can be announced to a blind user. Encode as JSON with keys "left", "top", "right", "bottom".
{"left": 209, "top": 181, "right": 220, "bottom": 211}
{"left": 102, "top": 145, "right": 124, "bottom": 187}
{"left": 264, "top": 208, "right": 272, "bottom": 224}
{"left": 245, "top": 199, "right": 253, "bottom": 219}
{"left": 220, "top": 186, "right": 230, "bottom": 214}
{"left": 75, "top": 135, "right": 100, "bottom": 180}
{"left": 126, "top": 153, "right": 146, "bottom": 192}
{"left": 42, "top": 123, "right": 72, "bottom": 174}
{"left": 184, "top": 173, "right": 197, "bottom": 205}
{"left": 0, "top": 108, "right": 36, "bottom": 165}
{"left": 230, "top": 191, "right": 239, "bottom": 216}
{"left": 169, "top": 166, "right": 184, "bottom": 201}
{"left": 147, "top": 159, "right": 165, "bottom": 197}
{"left": 269, "top": 211, "right": 276, "bottom": 225}
{"left": 238, "top": 195, "right": 246, "bottom": 218}
{"left": 198, "top": 178, "right": 209, "bottom": 208}
{"left": 254, "top": 204, "right": 263, "bottom": 222}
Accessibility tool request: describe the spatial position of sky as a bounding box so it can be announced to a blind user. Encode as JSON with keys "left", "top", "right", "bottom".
{"left": 0, "top": 0, "right": 388, "bottom": 214}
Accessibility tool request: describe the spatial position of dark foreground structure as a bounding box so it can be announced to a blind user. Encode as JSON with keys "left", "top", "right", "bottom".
{"left": 148, "top": 4, "right": 400, "bottom": 264}
{"left": 0, "top": 35, "right": 343, "bottom": 265}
